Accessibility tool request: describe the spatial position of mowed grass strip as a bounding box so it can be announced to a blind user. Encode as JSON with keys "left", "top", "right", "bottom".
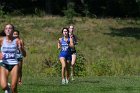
{"left": 10, "top": 76, "right": 139, "bottom": 93}
{"left": 15, "top": 77, "right": 140, "bottom": 93}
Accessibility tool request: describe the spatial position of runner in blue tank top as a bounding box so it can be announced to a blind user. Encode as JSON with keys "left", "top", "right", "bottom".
{"left": 0, "top": 24, "right": 26, "bottom": 93}
{"left": 59, "top": 37, "right": 71, "bottom": 60}
{"left": 58, "top": 28, "right": 74, "bottom": 84}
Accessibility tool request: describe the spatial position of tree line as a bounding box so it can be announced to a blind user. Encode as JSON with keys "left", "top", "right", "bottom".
{"left": 0, "top": 0, "right": 140, "bottom": 17}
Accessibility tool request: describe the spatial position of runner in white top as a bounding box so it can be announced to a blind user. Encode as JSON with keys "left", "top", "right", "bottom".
{"left": 0, "top": 24, "right": 25, "bottom": 93}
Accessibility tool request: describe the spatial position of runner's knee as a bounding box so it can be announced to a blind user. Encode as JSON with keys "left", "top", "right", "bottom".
{"left": 1, "top": 84, "right": 7, "bottom": 90}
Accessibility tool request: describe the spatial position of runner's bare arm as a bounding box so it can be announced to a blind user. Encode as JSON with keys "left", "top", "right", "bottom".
{"left": 0, "top": 37, "right": 3, "bottom": 60}
{"left": 58, "top": 38, "right": 61, "bottom": 49}
{"left": 69, "top": 37, "right": 74, "bottom": 48}
{"left": 17, "top": 39, "right": 26, "bottom": 57}
{"left": 20, "top": 39, "right": 26, "bottom": 57}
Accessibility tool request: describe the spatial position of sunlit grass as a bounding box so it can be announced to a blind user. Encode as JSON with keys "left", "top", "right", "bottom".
{"left": 0, "top": 16, "right": 140, "bottom": 77}
{"left": 1, "top": 76, "right": 140, "bottom": 93}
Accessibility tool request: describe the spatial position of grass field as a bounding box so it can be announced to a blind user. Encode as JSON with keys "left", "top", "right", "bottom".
{"left": 0, "top": 16, "right": 140, "bottom": 92}
{"left": 1, "top": 76, "right": 139, "bottom": 93}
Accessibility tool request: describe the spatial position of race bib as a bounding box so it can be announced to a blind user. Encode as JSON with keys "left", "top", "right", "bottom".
{"left": 3, "top": 52, "right": 15, "bottom": 59}
{"left": 62, "top": 46, "right": 68, "bottom": 51}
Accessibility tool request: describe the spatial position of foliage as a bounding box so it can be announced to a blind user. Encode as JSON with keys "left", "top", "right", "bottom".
{"left": 92, "top": 57, "right": 112, "bottom": 76}
{"left": 34, "top": 8, "right": 46, "bottom": 17}
{"left": 74, "top": 50, "right": 87, "bottom": 76}
{"left": 63, "top": 2, "right": 77, "bottom": 24}
{"left": 0, "top": 17, "right": 140, "bottom": 77}
{"left": 0, "top": 0, "right": 140, "bottom": 17}
{"left": 0, "top": 5, "right": 5, "bottom": 17}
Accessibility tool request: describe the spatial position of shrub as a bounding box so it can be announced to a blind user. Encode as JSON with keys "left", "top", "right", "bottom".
{"left": 0, "top": 5, "right": 5, "bottom": 17}
{"left": 63, "top": 2, "right": 77, "bottom": 24}
{"left": 92, "top": 57, "right": 112, "bottom": 76}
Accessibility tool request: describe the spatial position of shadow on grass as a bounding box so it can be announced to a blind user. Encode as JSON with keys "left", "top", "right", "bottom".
{"left": 23, "top": 83, "right": 57, "bottom": 87}
{"left": 23, "top": 83, "right": 72, "bottom": 87}
{"left": 99, "top": 86, "right": 140, "bottom": 91}
{"left": 104, "top": 27, "right": 140, "bottom": 39}
{"left": 72, "top": 79, "right": 100, "bottom": 84}
{"left": 82, "top": 80, "right": 100, "bottom": 84}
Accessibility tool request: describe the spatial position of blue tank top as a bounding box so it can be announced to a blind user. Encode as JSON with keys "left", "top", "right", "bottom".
{"left": 16, "top": 49, "right": 23, "bottom": 59}
{"left": 1, "top": 37, "right": 18, "bottom": 65}
{"left": 60, "top": 37, "right": 71, "bottom": 53}
{"left": 13, "top": 37, "right": 23, "bottom": 59}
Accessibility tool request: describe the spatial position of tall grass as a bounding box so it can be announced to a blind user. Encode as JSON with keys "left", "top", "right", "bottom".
{"left": 0, "top": 17, "right": 140, "bottom": 77}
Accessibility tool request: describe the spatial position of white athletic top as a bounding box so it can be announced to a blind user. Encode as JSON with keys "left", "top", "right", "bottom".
{"left": 1, "top": 37, "right": 18, "bottom": 65}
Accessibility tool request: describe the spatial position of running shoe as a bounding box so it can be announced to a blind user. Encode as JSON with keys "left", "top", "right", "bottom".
{"left": 61, "top": 79, "right": 65, "bottom": 85}
{"left": 65, "top": 79, "right": 69, "bottom": 84}
{"left": 5, "top": 83, "right": 11, "bottom": 93}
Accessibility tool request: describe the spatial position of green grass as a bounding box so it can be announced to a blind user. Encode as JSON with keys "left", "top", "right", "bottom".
{"left": 1, "top": 76, "right": 140, "bottom": 93}
{"left": 0, "top": 17, "right": 140, "bottom": 93}
{"left": 0, "top": 17, "right": 140, "bottom": 76}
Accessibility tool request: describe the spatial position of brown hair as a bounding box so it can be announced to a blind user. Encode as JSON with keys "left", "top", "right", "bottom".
{"left": 61, "top": 27, "right": 69, "bottom": 33}
{"left": 4, "top": 24, "right": 15, "bottom": 31}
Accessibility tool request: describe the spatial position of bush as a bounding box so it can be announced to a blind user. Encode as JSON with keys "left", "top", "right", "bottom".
{"left": 92, "top": 57, "right": 112, "bottom": 76}
{"left": 63, "top": 2, "right": 77, "bottom": 24}
{"left": 74, "top": 50, "right": 87, "bottom": 76}
{"left": 0, "top": 6, "right": 5, "bottom": 17}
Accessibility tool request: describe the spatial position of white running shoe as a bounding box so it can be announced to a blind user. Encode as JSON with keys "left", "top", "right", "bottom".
{"left": 71, "top": 73, "right": 75, "bottom": 81}
{"left": 5, "top": 83, "right": 11, "bottom": 93}
{"left": 5, "top": 90, "right": 8, "bottom": 93}
{"left": 65, "top": 79, "right": 69, "bottom": 84}
{"left": 7, "top": 83, "right": 11, "bottom": 87}
{"left": 62, "top": 79, "right": 65, "bottom": 85}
